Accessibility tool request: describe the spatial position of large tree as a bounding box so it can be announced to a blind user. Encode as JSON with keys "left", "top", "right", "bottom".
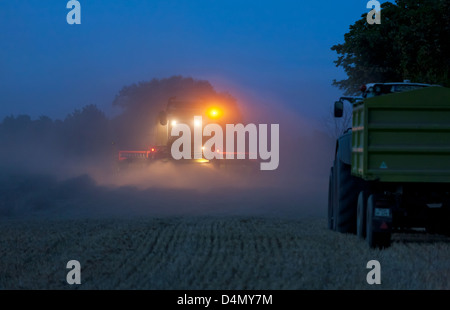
{"left": 332, "top": 0, "right": 450, "bottom": 95}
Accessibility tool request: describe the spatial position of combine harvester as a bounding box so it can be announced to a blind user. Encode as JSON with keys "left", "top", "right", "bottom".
{"left": 117, "top": 97, "right": 258, "bottom": 171}
{"left": 329, "top": 82, "right": 450, "bottom": 248}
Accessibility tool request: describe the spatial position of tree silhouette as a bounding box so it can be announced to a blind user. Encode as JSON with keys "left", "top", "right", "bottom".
{"left": 0, "top": 76, "right": 240, "bottom": 168}
{"left": 332, "top": 0, "right": 450, "bottom": 95}
{"left": 62, "top": 104, "right": 110, "bottom": 157}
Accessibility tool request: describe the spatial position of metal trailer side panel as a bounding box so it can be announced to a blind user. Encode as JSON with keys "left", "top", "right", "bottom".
{"left": 351, "top": 86, "right": 450, "bottom": 182}
{"left": 351, "top": 103, "right": 366, "bottom": 177}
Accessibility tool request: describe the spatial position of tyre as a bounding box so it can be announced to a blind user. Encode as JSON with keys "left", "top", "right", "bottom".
{"left": 327, "top": 167, "right": 334, "bottom": 230}
{"left": 357, "top": 191, "right": 369, "bottom": 239}
{"left": 426, "top": 207, "right": 450, "bottom": 235}
{"left": 441, "top": 207, "right": 450, "bottom": 236}
{"left": 334, "top": 159, "right": 360, "bottom": 234}
{"left": 366, "top": 195, "right": 391, "bottom": 249}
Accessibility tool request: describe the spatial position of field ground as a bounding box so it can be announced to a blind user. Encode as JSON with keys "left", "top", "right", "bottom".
{"left": 0, "top": 216, "right": 449, "bottom": 289}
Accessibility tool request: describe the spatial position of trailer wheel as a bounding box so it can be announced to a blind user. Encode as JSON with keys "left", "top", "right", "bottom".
{"left": 334, "top": 160, "right": 359, "bottom": 234}
{"left": 366, "top": 195, "right": 391, "bottom": 249}
{"left": 441, "top": 207, "right": 450, "bottom": 236}
{"left": 327, "top": 167, "right": 334, "bottom": 230}
{"left": 426, "top": 207, "right": 450, "bottom": 236}
{"left": 357, "top": 191, "right": 368, "bottom": 239}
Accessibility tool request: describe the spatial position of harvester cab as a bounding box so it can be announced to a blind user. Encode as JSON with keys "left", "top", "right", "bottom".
{"left": 154, "top": 97, "right": 240, "bottom": 161}
{"left": 156, "top": 98, "right": 227, "bottom": 149}
{"left": 117, "top": 97, "right": 243, "bottom": 168}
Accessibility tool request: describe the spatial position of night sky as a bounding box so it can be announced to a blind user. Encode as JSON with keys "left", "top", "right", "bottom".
{"left": 0, "top": 1, "right": 386, "bottom": 122}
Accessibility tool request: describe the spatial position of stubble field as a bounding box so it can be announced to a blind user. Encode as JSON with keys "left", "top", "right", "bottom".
{"left": 1, "top": 216, "right": 449, "bottom": 290}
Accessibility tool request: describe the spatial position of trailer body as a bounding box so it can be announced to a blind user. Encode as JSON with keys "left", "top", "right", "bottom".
{"left": 329, "top": 83, "right": 450, "bottom": 248}
{"left": 352, "top": 86, "right": 450, "bottom": 183}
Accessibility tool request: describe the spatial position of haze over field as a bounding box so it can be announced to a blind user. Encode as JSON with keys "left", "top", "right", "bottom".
{"left": 0, "top": 109, "right": 335, "bottom": 220}
{"left": 0, "top": 72, "right": 336, "bottom": 220}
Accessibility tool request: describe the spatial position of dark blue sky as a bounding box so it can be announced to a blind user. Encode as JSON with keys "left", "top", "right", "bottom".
{"left": 0, "top": 1, "right": 386, "bottom": 122}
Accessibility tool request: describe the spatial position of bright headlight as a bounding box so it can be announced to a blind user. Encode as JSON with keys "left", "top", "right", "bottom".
{"left": 207, "top": 107, "right": 222, "bottom": 119}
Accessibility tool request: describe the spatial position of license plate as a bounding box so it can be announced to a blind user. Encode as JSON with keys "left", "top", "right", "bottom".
{"left": 375, "top": 208, "right": 390, "bottom": 217}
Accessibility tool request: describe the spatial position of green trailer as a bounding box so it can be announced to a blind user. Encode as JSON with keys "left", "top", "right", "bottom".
{"left": 328, "top": 84, "right": 450, "bottom": 248}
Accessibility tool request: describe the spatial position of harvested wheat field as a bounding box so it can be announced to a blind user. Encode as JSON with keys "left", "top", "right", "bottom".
{"left": 1, "top": 216, "right": 449, "bottom": 290}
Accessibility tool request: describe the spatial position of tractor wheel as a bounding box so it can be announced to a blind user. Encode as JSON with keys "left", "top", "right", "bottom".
{"left": 357, "top": 191, "right": 369, "bottom": 239}
{"left": 426, "top": 207, "right": 450, "bottom": 236}
{"left": 327, "top": 167, "right": 334, "bottom": 230}
{"left": 366, "top": 195, "right": 391, "bottom": 249}
{"left": 334, "top": 159, "right": 360, "bottom": 234}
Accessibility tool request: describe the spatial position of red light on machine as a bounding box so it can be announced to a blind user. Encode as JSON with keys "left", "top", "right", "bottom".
{"left": 360, "top": 85, "right": 367, "bottom": 92}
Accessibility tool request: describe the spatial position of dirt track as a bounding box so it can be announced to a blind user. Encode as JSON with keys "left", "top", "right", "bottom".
{"left": 1, "top": 217, "right": 449, "bottom": 289}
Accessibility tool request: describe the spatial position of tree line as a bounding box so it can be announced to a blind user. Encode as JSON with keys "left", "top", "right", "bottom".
{"left": 332, "top": 0, "right": 450, "bottom": 95}
{"left": 0, "top": 76, "right": 238, "bottom": 166}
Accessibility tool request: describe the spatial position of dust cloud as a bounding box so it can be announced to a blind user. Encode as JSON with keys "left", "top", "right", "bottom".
{"left": 0, "top": 77, "right": 335, "bottom": 220}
